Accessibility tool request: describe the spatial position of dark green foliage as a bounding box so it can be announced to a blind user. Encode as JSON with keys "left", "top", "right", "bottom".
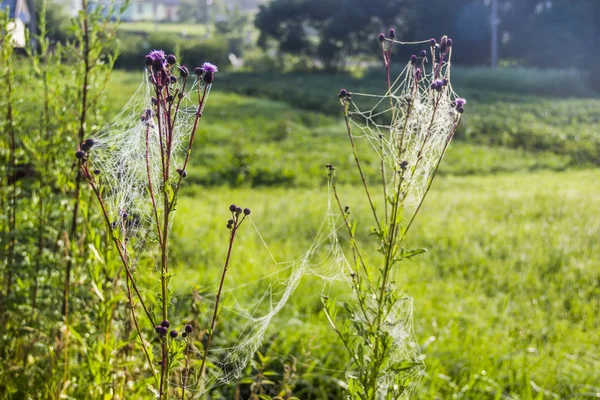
{"left": 113, "top": 32, "right": 231, "bottom": 70}
{"left": 255, "top": 0, "right": 412, "bottom": 70}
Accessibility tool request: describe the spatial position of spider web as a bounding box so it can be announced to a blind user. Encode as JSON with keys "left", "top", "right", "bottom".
{"left": 85, "top": 39, "right": 459, "bottom": 396}
{"left": 84, "top": 71, "right": 352, "bottom": 397}
{"left": 348, "top": 44, "right": 461, "bottom": 213}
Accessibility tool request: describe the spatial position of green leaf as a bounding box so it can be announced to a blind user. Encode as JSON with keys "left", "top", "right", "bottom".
{"left": 402, "top": 248, "right": 427, "bottom": 259}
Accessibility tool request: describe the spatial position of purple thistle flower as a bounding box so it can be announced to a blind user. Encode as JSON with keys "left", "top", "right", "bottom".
{"left": 429, "top": 38, "right": 436, "bottom": 47}
{"left": 431, "top": 79, "right": 444, "bottom": 92}
{"left": 410, "top": 54, "right": 417, "bottom": 65}
{"left": 202, "top": 62, "right": 218, "bottom": 74}
{"left": 148, "top": 50, "right": 165, "bottom": 62}
{"left": 389, "top": 28, "right": 396, "bottom": 39}
{"left": 455, "top": 98, "right": 467, "bottom": 113}
{"left": 201, "top": 62, "right": 218, "bottom": 84}
{"left": 378, "top": 32, "right": 385, "bottom": 42}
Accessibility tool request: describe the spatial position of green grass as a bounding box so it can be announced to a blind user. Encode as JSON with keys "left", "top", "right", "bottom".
{"left": 169, "top": 170, "right": 600, "bottom": 398}
{"left": 117, "top": 22, "right": 210, "bottom": 36}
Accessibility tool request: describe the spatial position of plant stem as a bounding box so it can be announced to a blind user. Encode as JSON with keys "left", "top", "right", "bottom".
{"left": 199, "top": 214, "right": 242, "bottom": 380}
{"left": 342, "top": 102, "right": 381, "bottom": 232}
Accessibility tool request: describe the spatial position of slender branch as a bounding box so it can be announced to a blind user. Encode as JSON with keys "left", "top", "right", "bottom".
{"left": 199, "top": 213, "right": 244, "bottom": 379}
{"left": 180, "top": 335, "right": 193, "bottom": 400}
{"left": 145, "top": 124, "right": 163, "bottom": 246}
{"left": 342, "top": 101, "right": 381, "bottom": 232}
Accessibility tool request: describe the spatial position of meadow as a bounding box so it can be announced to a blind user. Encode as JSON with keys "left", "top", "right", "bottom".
{"left": 99, "top": 67, "right": 600, "bottom": 398}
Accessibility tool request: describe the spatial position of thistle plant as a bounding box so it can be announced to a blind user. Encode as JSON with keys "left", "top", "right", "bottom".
{"left": 323, "top": 32, "right": 466, "bottom": 399}
{"left": 77, "top": 51, "right": 250, "bottom": 398}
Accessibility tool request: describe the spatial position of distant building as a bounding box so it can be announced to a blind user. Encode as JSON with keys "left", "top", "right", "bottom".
{"left": 1, "top": 0, "right": 32, "bottom": 47}
{"left": 56, "top": 0, "right": 180, "bottom": 22}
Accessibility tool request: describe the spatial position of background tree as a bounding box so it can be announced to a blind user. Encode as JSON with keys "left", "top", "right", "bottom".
{"left": 255, "top": 0, "right": 414, "bottom": 71}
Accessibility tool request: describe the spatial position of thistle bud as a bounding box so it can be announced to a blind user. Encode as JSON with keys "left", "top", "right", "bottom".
{"left": 167, "top": 54, "right": 176, "bottom": 65}
{"left": 185, "top": 324, "right": 193, "bottom": 333}
{"left": 161, "top": 319, "right": 170, "bottom": 328}
{"left": 155, "top": 326, "right": 168, "bottom": 336}
{"left": 75, "top": 151, "right": 85, "bottom": 159}
{"left": 169, "top": 75, "right": 177, "bottom": 84}
{"left": 440, "top": 35, "right": 448, "bottom": 54}
{"left": 429, "top": 38, "right": 436, "bottom": 47}
{"left": 179, "top": 66, "right": 189, "bottom": 78}
{"left": 410, "top": 54, "right": 417, "bottom": 65}
{"left": 229, "top": 204, "right": 237, "bottom": 212}
{"left": 235, "top": 207, "right": 242, "bottom": 215}
{"left": 243, "top": 208, "right": 251, "bottom": 216}
{"left": 170, "top": 330, "right": 178, "bottom": 338}
{"left": 419, "top": 49, "right": 427, "bottom": 58}
{"left": 378, "top": 32, "right": 385, "bottom": 42}
{"left": 389, "top": 28, "right": 396, "bottom": 39}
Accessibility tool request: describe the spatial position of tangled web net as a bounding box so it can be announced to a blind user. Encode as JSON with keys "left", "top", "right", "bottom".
{"left": 348, "top": 43, "right": 462, "bottom": 212}
{"left": 88, "top": 72, "right": 205, "bottom": 251}
{"left": 85, "top": 37, "right": 458, "bottom": 396}
{"left": 86, "top": 72, "right": 354, "bottom": 396}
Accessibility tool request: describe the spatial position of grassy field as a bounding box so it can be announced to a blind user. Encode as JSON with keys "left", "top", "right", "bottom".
{"left": 118, "top": 22, "right": 210, "bottom": 36}
{"left": 168, "top": 170, "right": 600, "bottom": 398}
{"left": 96, "top": 67, "right": 600, "bottom": 398}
